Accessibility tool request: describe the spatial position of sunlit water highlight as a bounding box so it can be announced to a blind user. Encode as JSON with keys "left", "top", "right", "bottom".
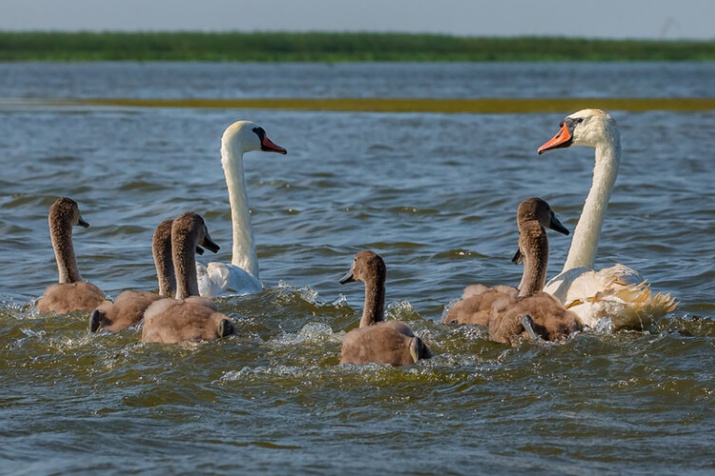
{"left": 0, "top": 62, "right": 713, "bottom": 474}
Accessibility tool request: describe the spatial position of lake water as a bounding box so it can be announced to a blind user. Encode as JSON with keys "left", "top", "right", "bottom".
{"left": 0, "top": 62, "right": 713, "bottom": 474}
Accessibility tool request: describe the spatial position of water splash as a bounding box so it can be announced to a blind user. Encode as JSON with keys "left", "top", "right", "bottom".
{"left": 595, "top": 317, "right": 614, "bottom": 334}
{"left": 278, "top": 280, "right": 320, "bottom": 305}
{"left": 331, "top": 293, "right": 349, "bottom": 308}
{"left": 272, "top": 322, "right": 342, "bottom": 346}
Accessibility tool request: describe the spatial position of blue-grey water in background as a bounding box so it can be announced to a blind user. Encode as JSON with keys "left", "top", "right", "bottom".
{"left": 0, "top": 62, "right": 713, "bottom": 475}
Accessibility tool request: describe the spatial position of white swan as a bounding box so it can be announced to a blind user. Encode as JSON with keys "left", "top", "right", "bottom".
{"left": 196, "top": 121, "right": 287, "bottom": 297}
{"left": 537, "top": 109, "right": 676, "bottom": 330}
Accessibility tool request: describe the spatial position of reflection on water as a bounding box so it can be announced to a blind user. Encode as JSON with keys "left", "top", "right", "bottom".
{"left": 2, "top": 62, "right": 715, "bottom": 100}
{"left": 0, "top": 63, "right": 714, "bottom": 474}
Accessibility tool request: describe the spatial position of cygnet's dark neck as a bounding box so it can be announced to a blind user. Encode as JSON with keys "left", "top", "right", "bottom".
{"left": 173, "top": 226, "right": 200, "bottom": 300}
{"left": 49, "top": 211, "right": 82, "bottom": 284}
{"left": 517, "top": 222, "right": 548, "bottom": 297}
{"left": 360, "top": 271, "right": 386, "bottom": 327}
{"left": 153, "top": 220, "right": 176, "bottom": 298}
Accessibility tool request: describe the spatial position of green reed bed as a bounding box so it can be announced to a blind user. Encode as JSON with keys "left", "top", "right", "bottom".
{"left": 1, "top": 32, "right": 714, "bottom": 62}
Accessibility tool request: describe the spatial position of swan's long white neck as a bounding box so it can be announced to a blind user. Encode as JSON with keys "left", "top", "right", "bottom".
{"left": 562, "top": 134, "right": 620, "bottom": 271}
{"left": 221, "top": 139, "right": 259, "bottom": 280}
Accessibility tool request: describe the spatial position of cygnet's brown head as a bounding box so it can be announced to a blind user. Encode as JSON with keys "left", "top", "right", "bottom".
{"left": 154, "top": 219, "right": 206, "bottom": 257}
{"left": 171, "top": 212, "right": 220, "bottom": 300}
{"left": 340, "top": 250, "right": 386, "bottom": 285}
{"left": 50, "top": 197, "right": 89, "bottom": 229}
{"left": 172, "top": 212, "right": 220, "bottom": 253}
{"left": 517, "top": 197, "right": 569, "bottom": 236}
{"left": 153, "top": 220, "right": 174, "bottom": 247}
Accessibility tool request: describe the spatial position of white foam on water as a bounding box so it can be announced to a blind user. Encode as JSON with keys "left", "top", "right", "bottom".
{"left": 595, "top": 317, "right": 614, "bottom": 334}
{"left": 271, "top": 322, "right": 343, "bottom": 346}
{"left": 331, "top": 293, "right": 349, "bottom": 307}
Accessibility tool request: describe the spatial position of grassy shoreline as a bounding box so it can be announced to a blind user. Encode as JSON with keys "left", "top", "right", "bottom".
{"left": 1, "top": 32, "right": 714, "bottom": 62}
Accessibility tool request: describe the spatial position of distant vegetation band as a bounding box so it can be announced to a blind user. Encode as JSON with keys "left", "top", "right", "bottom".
{"left": 1, "top": 32, "right": 714, "bottom": 61}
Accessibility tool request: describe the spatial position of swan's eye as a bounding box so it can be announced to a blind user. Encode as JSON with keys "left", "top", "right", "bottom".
{"left": 576, "top": 118, "right": 584, "bottom": 124}
{"left": 252, "top": 127, "right": 265, "bottom": 140}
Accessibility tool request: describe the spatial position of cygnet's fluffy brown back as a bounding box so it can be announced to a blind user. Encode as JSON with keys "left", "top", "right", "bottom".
{"left": 489, "top": 292, "right": 582, "bottom": 344}
{"left": 37, "top": 282, "right": 107, "bottom": 314}
{"left": 91, "top": 291, "right": 163, "bottom": 332}
{"left": 443, "top": 284, "right": 518, "bottom": 325}
{"left": 340, "top": 321, "right": 431, "bottom": 366}
{"left": 141, "top": 299, "right": 233, "bottom": 344}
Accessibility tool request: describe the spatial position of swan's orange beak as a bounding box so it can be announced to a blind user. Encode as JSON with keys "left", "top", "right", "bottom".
{"left": 261, "top": 135, "right": 287, "bottom": 155}
{"left": 538, "top": 123, "right": 572, "bottom": 155}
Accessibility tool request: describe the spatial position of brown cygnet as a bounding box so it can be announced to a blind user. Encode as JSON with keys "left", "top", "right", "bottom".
{"left": 36, "top": 197, "right": 106, "bottom": 314}
{"left": 443, "top": 197, "right": 569, "bottom": 327}
{"left": 486, "top": 198, "right": 582, "bottom": 343}
{"left": 89, "top": 219, "right": 217, "bottom": 332}
{"left": 339, "top": 251, "right": 431, "bottom": 366}
{"left": 141, "top": 212, "right": 234, "bottom": 344}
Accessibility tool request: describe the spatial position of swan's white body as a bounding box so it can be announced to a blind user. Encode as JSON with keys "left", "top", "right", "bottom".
{"left": 196, "top": 121, "right": 286, "bottom": 298}
{"left": 539, "top": 109, "right": 676, "bottom": 330}
{"left": 197, "top": 261, "right": 261, "bottom": 297}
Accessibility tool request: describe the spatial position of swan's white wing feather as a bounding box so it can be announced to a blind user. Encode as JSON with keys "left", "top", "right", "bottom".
{"left": 545, "top": 264, "right": 676, "bottom": 330}
{"left": 594, "top": 264, "right": 644, "bottom": 287}
{"left": 197, "top": 262, "right": 262, "bottom": 298}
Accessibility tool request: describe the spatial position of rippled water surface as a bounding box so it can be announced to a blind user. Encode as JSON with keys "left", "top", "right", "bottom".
{"left": 1, "top": 63, "right": 714, "bottom": 474}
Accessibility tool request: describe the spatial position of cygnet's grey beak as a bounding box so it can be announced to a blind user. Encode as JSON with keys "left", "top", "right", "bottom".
{"left": 521, "top": 315, "right": 542, "bottom": 342}
{"left": 195, "top": 246, "right": 205, "bottom": 255}
{"left": 201, "top": 232, "right": 220, "bottom": 253}
{"left": 410, "top": 336, "right": 432, "bottom": 363}
{"left": 511, "top": 248, "right": 524, "bottom": 265}
{"left": 78, "top": 215, "right": 90, "bottom": 228}
{"left": 218, "top": 318, "right": 235, "bottom": 338}
{"left": 549, "top": 214, "right": 570, "bottom": 235}
{"left": 339, "top": 269, "right": 355, "bottom": 285}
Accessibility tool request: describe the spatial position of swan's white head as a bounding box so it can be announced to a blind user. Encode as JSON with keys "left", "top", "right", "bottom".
{"left": 538, "top": 109, "right": 618, "bottom": 154}
{"left": 221, "top": 120, "right": 287, "bottom": 156}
